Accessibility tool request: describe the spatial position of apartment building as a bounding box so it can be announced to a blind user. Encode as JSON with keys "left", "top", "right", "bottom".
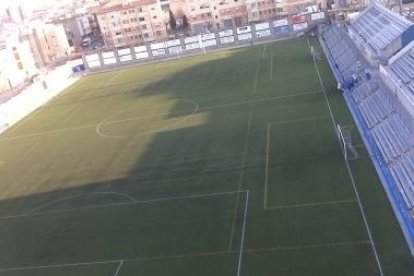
{"left": 182, "top": 0, "right": 248, "bottom": 33}
{"left": 53, "top": 11, "right": 94, "bottom": 48}
{"left": 31, "top": 22, "right": 72, "bottom": 67}
{"left": 96, "top": 0, "right": 169, "bottom": 48}
{"left": 246, "top": 0, "right": 287, "bottom": 22}
{"left": 95, "top": 0, "right": 325, "bottom": 47}
{"left": 0, "top": 34, "right": 38, "bottom": 93}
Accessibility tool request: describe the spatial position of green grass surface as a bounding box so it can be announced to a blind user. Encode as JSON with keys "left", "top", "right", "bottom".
{"left": 0, "top": 38, "right": 412, "bottom": 275}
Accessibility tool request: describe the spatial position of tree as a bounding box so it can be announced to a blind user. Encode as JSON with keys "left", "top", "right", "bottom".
{"left": 182, "top": 15, "right": 189, "bottom": 30}
{"left": 169, "top": 10, "right": 177, "bottom": 31}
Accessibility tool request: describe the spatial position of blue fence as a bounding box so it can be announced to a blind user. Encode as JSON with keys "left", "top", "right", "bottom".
{"left": 320, "top": 33, "right": 414, "bottom": 255}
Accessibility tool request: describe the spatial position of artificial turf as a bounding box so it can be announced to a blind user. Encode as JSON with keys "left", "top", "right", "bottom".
{"left": 0, "top": 37, "right": 412, "bottom": 275}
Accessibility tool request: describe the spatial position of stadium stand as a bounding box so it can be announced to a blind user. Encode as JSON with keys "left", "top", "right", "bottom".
{"left": 348, "top": 2, "right": 414, "bottom": 62}
{"left": 320, "top": 5, "right": 414, "bottom": 254}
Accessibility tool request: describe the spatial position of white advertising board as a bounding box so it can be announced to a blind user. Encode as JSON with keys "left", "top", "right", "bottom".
{"left": 220, "top": 36, "right": 235, "bottom": 44}
{"left": 237, "top": 33, "right": 252, "bottom": 40}
{"left": 150, "top": 42, "right": 165, "bottom": 50}
{"left": 219, "top": 29, "right": 233, "bottom": 37}
{"left": 185, "top": 36, "right": 199, "bottom": 44}
{"left": 118, "top": 48, "right": 131, "bottom": 56}
{"left": 168, "top": 46, "right": 183, "bottom": 54}
{"left": 255, "top": 22, "right": 270, "bottom": 31}
{"left": 186, "top": 42, "right": 200, "bottom": 50}
{"left": 293, "top": 22, "right": 308, "bottom": 31}
{"left": 273, "top": 19, "right": 289, "bottom": 27}
{"left": 85, "top": 54, "right": 99, "bottom": 62}
{"left": 87, "top": 60, "right": 101, "bottom": 68}
{"left": 236, "top": 26, "right": 251, "bottom": 34}
{"left": 101, "top": 51, "right": 115, "bottom": 59}
{"left": 202, "top": 39, "right": 217, "bottom": 47}
{"left": 135, "top": 51, "right": 149, "bottom": 59}
{"left": 166, "top": 39, "right": 181, "bottom": 47}
{"left": 119, "top": 55, "right": 133, "bottom": 62}
{"left": 103, "top": 57, "right": 117, "bottom": 64}
{"left": 152, "top": 49, "right": 166, "bottom": 56}
{"left": 201, "top": 33, "right": 216, "bottom": 41}
{"left": 134, "top": 46, "right": 147, "bottom": 53}
{"left": 256, "top": 29, "right": 271, "bottom": 38}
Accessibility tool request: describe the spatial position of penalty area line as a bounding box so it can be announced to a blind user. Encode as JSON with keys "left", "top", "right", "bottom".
{"left": 113, "top": 260, "right": 124, "bottom": 276}
{"left": 229, "top": 113, "right": 252, "bottom": 252}
{"left": 236, "top": 190, "right": 250, "bottom": 276}
{"left": 0, "top": 190, "right": 247, "bottom": 220}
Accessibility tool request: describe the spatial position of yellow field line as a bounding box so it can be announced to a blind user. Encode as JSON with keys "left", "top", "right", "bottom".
{"left": 264, "top": 123, "right": 271, "bottom": 209}
{"left": 252, "top": 55, "right": 260, "bottom": 94}
{"left": 270, "top": 52, "right": 273, "bottom": 80}
{"left": 266, "top": 199, "right": 357, "bottom": 210}
{"left": 244, "top": 240, "right": 371, "bottom": 253}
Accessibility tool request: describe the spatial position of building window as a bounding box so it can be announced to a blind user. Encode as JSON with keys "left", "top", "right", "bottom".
{"left": 153, "top": 15, "right": 157, "bottom": 19}
{"left": 143, "top": 33, "right": 149, "bottom": 38}
{"left": 156, "top": 30, "right": 162, "bottom": 36}
{"left": 139, "top": 17, "right": 145, "bottom": 21}
{"left": 17, "top": 62, "right": 23, "bottom": 70}
{"left": 142, "top": 24, "right": 147, "bottom": 30}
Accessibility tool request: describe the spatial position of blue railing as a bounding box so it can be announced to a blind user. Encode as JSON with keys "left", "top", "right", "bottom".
{"left": 320, "top": 31, "right": 414, "bottom": 255}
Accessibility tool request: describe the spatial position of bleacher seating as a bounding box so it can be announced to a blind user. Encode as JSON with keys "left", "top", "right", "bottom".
{"left": 390, "top": 47, "right": 414, "bottom": 99}
{"left": 350, "top": 3, "right": 412, "bottom": 54}
{"left": 323, "top": 26, "right": 414, "bottom": 211}
{"left": 322, "top": 26, "right": 360, "bottom": 76}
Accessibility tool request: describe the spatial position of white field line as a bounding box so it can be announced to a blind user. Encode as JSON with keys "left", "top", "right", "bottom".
{"left": 0, "top": 92, "right": 320, "bottom": 142}
{"left": 229, "top": 112, "right": 253, "bottom": 251}
{"left": 0, "top": 259, "right": 122, "bottom": 272}
{"left": 0, "top": 124, "right": 96, "bottom": 142}
{"left": 202, "top": 91, "right": 320, "bottom": 112}
{"left": 264, "top": 123, "right": 271, "bottom": 209}
{"left": 308, "top": 38, "right": 384, "bottom": 276}
{"left": 270, "top": 52, "right": 273, "bottom": 81}
{"left": 266, "top": 199, "right": 357, "bottom": 210}
{"left": 236, "top": 190, "right": 249, "bottom": 276}
{"left": 113, "top": 260, "right": 124, "bottom": 276}
{"left": 0, "top": 239, "right": 371, "bottom": 273}
{"left": 0, "top": 91, "right": 320, "bottom": 143}
{"left": 95, "top": 99, "right": 199, "bottom": 139}
{"left": 26, "top": 192, "right": 138, "bottom": 215}
{"left": 0, "top": 190, "right": 246, "bottom": 220}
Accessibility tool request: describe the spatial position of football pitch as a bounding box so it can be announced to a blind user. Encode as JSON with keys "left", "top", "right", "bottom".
{"left": 0, "top": 37, "right": 413, "bottom": 275}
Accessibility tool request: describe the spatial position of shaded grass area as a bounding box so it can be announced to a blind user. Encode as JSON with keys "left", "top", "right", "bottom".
{"left": 0, "top": 38, "right": 412, "bottom": 275}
